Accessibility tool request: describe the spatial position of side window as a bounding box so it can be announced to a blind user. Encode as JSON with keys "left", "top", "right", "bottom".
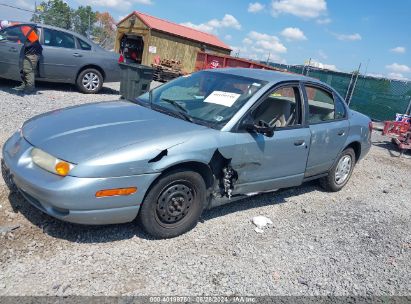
{"left": 252, "top": 86, "right": 301, "bottom": 128}
{"left": 77, "top": 38, "right": 91, "bottom": 50}
{"left": 306, "top": 86, "right": 335, "bottom": 124}
{"left": 43, "top": 28, "right": 75, "bottom": 49}
{"left": 0, "top": 26, "right": 24, "bottom": 43}
{"left": 335, "top": 94, "right": 347, "bottom": 119}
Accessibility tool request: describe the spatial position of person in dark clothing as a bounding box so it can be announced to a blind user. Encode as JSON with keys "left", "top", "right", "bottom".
{"left": 12, "top": 25, "right": 43, "bottom": 94}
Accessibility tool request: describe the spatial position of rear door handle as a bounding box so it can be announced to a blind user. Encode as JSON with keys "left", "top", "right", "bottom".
{"left": 294, "top": 140, "right": 305, "bottom": 146}
{"left": 73, "top": 53, "right": 82, "bottom": 57}
{"left": 337, "top": 130, "right": 346, "bottom": 136}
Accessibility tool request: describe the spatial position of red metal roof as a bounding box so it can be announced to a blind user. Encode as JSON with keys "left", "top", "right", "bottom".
{"left": 118, "top": 11, "right": 231, "bottom": 51}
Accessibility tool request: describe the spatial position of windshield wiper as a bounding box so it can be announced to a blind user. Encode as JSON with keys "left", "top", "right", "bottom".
{"left": 160, "top": 98, "right": 193, "bottom": 122}
{"left": 161, "top": 98, "right": 188, "bottom": 113}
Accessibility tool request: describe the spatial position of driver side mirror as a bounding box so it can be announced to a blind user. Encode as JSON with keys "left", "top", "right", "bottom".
{"left": 242, "top": 115, "right": 275, "bottom": 137}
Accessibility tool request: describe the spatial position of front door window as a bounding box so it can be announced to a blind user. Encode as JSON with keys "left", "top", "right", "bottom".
{"left": 252, "top": 86, "right": 301, "bottom": 128}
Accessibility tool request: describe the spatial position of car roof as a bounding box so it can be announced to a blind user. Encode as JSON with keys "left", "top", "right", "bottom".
{"left": 36, "top": 24, "right": 89, "bottom": 40}
{"left": 4, "top": 22, "right": 99, "bottom": 48}
{"left": 210, "top": 68, "right": 324, "bottom": 85}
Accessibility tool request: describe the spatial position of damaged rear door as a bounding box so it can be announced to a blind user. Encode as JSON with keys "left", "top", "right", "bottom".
{"left": 230, "top": 83, "right": 311, "bottom": 194}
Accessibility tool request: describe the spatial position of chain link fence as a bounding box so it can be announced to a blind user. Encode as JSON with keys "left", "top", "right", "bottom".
{"left": 268, "top": 62, "right": 411, "bottom": 121}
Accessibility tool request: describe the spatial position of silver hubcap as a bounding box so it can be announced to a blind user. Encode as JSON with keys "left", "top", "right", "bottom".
{"left": 82, "top": 72, "right": 100, "bottom": 91}
{"left": 335, "top": 155, "right": 352, "bottom": 185}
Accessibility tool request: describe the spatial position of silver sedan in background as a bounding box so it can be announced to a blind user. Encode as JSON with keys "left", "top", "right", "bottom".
{"left": 0, "top": 23, "right": 120, "bottom": 93}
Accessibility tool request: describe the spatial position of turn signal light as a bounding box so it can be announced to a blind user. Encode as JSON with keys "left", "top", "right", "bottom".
{"left": 55, "top": 161, "right": 71, "bottom": 176}
{"left": 96, "top": 187, "right": 137, "bottom": 198}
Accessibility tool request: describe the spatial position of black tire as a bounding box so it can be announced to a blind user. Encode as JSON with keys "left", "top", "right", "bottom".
{"left": 320, "top": 148, "right": 356, "bottom": 192}
{"left": 138, "top": 170, "right": 206, "bottom": 239}
{"left": 76, "top": 68, "right": 103, "bottom": 94}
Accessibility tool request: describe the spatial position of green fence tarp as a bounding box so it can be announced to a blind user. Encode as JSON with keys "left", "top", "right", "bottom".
{"left": 268, "top": 63, "right": 411, "bottom": 121}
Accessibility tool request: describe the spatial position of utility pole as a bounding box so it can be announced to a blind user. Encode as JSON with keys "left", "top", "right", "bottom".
{"left": 405, "top": 98, "right": 411, "bottom": 115}
{"left": 346, "top": 63, "right": 362, "bottom": 106}
{"left": 266, "top": 52, "right": 271, "bottom": 65}
{"left": 88, "top": 13, "right": 91, "bottom": 39}
{"left": 305, "top": 58, "right": 312, "bottom": 76}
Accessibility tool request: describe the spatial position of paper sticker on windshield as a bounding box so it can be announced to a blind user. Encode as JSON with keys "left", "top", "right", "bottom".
{"left": 204, "top": 91, "right": 241, "bottom": 107}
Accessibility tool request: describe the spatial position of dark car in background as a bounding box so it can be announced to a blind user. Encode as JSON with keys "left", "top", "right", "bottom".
{"left": 0, "top": 23, "right": 121, "bottom": 93}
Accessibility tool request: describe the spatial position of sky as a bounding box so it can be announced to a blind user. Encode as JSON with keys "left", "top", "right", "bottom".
{"left": 1, "top": 0, "right": 410, "bottom": 80}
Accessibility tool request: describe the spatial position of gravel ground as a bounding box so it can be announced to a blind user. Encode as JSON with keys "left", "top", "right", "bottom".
{"left": 0, "top": 79, "right": 410, "bottom": 296}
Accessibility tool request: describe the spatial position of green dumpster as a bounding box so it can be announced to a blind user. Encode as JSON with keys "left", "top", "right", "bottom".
{"left": 119, "top": 63, "right": 154, "bottom": 100}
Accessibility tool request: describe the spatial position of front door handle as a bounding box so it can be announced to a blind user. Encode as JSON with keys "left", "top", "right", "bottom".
{"left": 337, "top": 130, "right": 346, "bottom": 136}
{"left": 73, "top": 53, "right": 82, "bottom": 57}
{"left": 294, "top": 140, "right": 305, "bottom": 146}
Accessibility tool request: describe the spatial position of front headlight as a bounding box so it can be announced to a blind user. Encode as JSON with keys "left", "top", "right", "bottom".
{"left": 31, "top": 148, "right": 75, "bottom": 176}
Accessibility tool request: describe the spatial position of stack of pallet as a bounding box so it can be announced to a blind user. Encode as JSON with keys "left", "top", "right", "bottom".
{"left": 152, "top": 59, "right": 184, "bottom": 82}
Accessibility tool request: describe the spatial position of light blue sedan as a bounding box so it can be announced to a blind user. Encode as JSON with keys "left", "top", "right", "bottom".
{"left": 2, "top": 68, "right": 372, "bottom": 238}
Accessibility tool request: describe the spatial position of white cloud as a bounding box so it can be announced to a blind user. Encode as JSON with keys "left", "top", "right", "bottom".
{"left": 248, "top": 31, "right": 287, "bottom": 53}
{"left": 181, "top": 22, "right": 214, "bottom": 33}
{"left": 181, "top": 14, "right": 241, "bottom": 34}
{"left": 386, "top": 63, "right": 411, "bottom": 73}
{"left": 134, "top": 0, "right": 153, "bottom": 3}
{"left": 316, "top": 18, "right": 331, "bottom": 24}
{"left": 334, "top": 33, "right": 362, "bottom": 41}
{"left": 307, "top": 59, "right": 338, "bottom": 71}
{"left": 390, "top": 46, "right": 406, "bottom": 54}
{"left": 366, "top": 73, "right": 384, "bottom": 79}
{"left": 280, "top": 27, "right": 307, "bottom": 41}
{"left": 387, "top": 73, "right": 409, "bottom": 81}
{"left": 85, "top": 0, "right": 152, "bottom": 9}
{"left": 232, "top": 32, "right": 288, "bottom": 62}
{"left": 243, "top": 37, "right": 253, "bottom": 45}
{"left": 225, "top": 34, "right": 233, "bottom": 40}
{"left": 248, "top": 2, "right": 265, "bottom": 13}
{"left": 271, "top": 0, "right": 327, "bottom": 18}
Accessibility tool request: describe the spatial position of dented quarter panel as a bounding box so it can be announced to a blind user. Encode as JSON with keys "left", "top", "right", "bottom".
{"left": 344, "top": 110, "right": 372, "bottom": 161}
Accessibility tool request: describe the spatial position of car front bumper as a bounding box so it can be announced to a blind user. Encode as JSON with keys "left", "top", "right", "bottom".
{"left": 2, "top": 132, "right": 160, "bottom": 225}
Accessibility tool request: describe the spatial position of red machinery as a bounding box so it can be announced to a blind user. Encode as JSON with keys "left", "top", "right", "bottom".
{"left": 382, "top": 114, "right": 411, "bottom": 155}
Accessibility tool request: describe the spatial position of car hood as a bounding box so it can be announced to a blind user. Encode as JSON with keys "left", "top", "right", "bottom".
{"left": 22, "top": 101, "right": 207, "bottom": 164}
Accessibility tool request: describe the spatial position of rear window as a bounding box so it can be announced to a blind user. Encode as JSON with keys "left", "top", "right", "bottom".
{"left": 306, "top": 86, "right": 336, "bottom": 123}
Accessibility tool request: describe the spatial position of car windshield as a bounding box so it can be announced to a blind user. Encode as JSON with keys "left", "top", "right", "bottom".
{"left": 137, "top": 71, "right": 267, "bottom": 129}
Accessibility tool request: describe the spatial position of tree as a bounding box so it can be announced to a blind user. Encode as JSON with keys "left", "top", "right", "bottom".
{"left": 31, "top": 0, "right": 72, "bottom": 30}
{"left": 72, "top": 6, "right": 96, "bottom": 37}
{"left": 93, "top": 12, "right": 116, "bottom": 50}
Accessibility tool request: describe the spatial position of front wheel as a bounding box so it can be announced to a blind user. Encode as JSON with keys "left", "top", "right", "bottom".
{"left": 320, "top": 147, "right": 356, "bottom": 192}
{"left": 137, "top": 170, "right": 206, "bottom": 238}
{"left": 76, "top": 68, "right": 103, "bottom": 94}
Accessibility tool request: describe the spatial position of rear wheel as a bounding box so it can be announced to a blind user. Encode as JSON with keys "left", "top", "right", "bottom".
{"left": 138, "top": 170, "right": 206, "bottom": 238}
{"left": 320, "top": 147, "right": 356, "bottom": 192}
{"left": 76, "top": 68, "right": 103, "bottom": 94}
